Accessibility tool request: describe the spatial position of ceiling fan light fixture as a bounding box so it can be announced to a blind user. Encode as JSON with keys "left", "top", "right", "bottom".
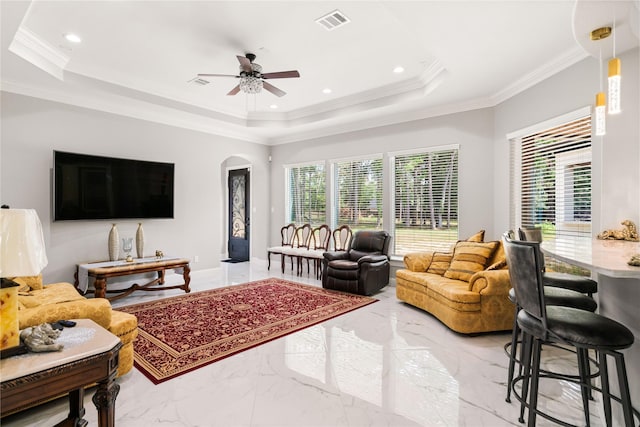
{"left": 240, "top": 76, "right": 263, "bottom": 94}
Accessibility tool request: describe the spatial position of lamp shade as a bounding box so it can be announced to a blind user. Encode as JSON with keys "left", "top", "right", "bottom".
{"left": 0, "top": 209, "right": 48, "bottom": 277}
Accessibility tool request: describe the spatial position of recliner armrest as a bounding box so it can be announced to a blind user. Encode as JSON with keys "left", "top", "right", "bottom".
{"left": 358, "top": 254, "right": 388, "bottom": 265}
{"left": 323, "top": 251, "right": 349, "bottom": 261}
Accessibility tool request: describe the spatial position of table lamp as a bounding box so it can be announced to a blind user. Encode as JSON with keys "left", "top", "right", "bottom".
{"left": 0, "top": 208, "right": 48, "bottom": 357}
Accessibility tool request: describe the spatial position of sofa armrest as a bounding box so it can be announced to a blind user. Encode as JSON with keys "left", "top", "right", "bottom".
{"left": 358, "top": 254, "right": 388, "bottom": 265}
{"left": 19, "top": 298, "right": 113, "bottom": 330}
{"left": 403, "top": 252, "right": 434, "bottom": 272}
{"left": 323, "top": 251, "right": 349, "bottom": 262}
{"left": 468, "top": 269, "right": 512, "bottom": 296}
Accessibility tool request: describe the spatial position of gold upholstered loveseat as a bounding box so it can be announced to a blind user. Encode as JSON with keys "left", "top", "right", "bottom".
{"left": 13, "top": 275, "right": 138, "bottom": 376}
{"left": 396, "top": 237, "right": 514, "bottom": 334}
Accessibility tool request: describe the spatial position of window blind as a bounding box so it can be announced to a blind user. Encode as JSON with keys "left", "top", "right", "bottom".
{"left": 286, "top": 163, "right": 326, "bottom": 226}
{"left": 393, "top": 148, "right": 459, "bottom": 255}
{"left": 511, "top": 115, "right": 592, "bottom": 274}
{"left": 334, "top": 157, "right": 383, "bottom": 231}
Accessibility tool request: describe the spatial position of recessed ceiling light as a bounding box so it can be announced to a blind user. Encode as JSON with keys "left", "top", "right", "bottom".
{"left": 322, "top": 88, "right": 332, "bottom": 94}
{"left": 64, "top": 33, "right": 82, "bottom": 43}
{"left": 393, "top": 66, "right": 405, "bottom": 74}
{"left": 270, "top": 104, "right": 278, "bottom": 109}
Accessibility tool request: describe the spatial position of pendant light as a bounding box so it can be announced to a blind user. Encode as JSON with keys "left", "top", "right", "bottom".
{"left": 590, "top": 27, "right": 611, "bottom": 136}
{"left": 608, "top": 20, "right": 621, "bottom": 114}
{"left": 595, "top": 92, "right": 606, "bottom": 136}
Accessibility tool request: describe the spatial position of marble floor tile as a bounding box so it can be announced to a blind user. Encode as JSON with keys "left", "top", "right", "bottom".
{"left": 2, "top": 261, "right": 609, "bottom": 426}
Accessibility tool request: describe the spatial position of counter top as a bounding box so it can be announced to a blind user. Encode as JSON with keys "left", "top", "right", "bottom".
{"left": 541, "top": 238, "right": 640, "bottom": 278}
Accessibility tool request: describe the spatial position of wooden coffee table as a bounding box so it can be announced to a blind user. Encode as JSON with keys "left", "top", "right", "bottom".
{"left": 0, "top": 319, "right": 122, "bottom": 427}
{"left": 75, "top": 257, "right": 191, "bottom": 301}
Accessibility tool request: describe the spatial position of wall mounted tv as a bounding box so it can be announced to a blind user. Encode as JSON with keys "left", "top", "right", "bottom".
{"left": 54, "top": 151, "right": 174, "bottom": 221}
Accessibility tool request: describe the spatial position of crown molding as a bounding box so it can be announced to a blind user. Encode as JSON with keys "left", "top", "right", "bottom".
{"left": 490, "top": 45, "right": 588, "bottom": 105}
{"left": 8, "top": 26, "right": 69, "bottom": 81}
{"left": 0, "top": 79, "right": 265, "bottom": 144}
{"left": 265, "top": 97, "right": 493, "bottom": 146}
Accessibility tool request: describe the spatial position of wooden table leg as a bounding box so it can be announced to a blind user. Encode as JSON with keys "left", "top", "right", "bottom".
{"left": 94, "top": 278, "right": 107, "bottom": 299}
{"left": 182, "top": 264, "right": 191, "bottom": 293}
{"left": 54, "top": 388, "right": 87, "bottom": 427}
{"left": 92, "top": 379, "right": 120, "bottom": 427}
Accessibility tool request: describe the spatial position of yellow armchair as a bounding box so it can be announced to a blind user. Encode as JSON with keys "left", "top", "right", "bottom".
{"left": 14, "top": 275, "right": 137, "bottom": 377}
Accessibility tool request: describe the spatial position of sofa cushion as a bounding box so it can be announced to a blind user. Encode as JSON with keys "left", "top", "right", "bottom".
{"left": 426, "top": 252, "right": 453, "bottom": 275}
{"left": 18, "top": 282, "right": 87, "bottom": 309}
{"left": 396, "top": 270, "right": 481, "bottom": 311}
{"left": 403, "top": 252, "right": 433, "bottom": 272}
{"left": 444, "top": 241, "right": 499, "bottom": 282}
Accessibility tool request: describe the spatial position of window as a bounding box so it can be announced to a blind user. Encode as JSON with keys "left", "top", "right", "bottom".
{"left": 334, "top": 157, "right": 383, "bottom": 231}
{"left": 392, "top": 147, "right": 459, "bottom": 255}
{"left": 511, "top": 113, "right": 592, "bottom": 274}
{"left": 286, "top": 163, "right": 326, "bottom": 226}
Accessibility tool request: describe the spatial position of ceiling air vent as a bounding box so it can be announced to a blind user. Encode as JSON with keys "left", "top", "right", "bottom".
{"left": 316, "top": 10, "right": 350, "bottom": 31}
{"left": 189, "top": 77, "right": 210, "bottom": 86}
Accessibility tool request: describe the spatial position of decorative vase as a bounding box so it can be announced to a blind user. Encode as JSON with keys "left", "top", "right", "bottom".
{"left": 136, "top": 223, "right": 144, "bottom": 258}
{"left": 108, "top": 224, "right": 119, "bottom": 261}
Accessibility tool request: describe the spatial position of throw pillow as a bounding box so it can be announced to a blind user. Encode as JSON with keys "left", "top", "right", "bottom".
{"left": 485, "top": 259, "right": 507, "bottom": 271}
{"left": 403, "top": 252, "right": 433, "bottom": 272}
{"left": 444, "top": 241, "right": 499, "bottom": 282}
{"left": 9, "top": 277, "right": 31, "bottom": 293}
{"left": 11, "top": 274, "right": 43, "bottom": 291}
{"left": 426, "top": 252, "right": 453, "bottom": 275}
{"left": 466, "top": 230, "right": 485, "bottom": 242}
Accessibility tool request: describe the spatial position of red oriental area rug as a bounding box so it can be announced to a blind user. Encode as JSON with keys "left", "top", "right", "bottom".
{"left": 116, "top": 278, "right": 376, "bottom": 384}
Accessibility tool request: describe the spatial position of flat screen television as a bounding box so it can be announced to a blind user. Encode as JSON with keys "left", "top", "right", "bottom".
{"left": 54, "top": 151, "right": 174, "bottom": 221}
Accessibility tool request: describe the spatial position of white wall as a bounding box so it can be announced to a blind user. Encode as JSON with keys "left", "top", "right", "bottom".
{"left": 268, "top": 108, "right": 497, "bottom": 246}
{"left": 493, "top": 48, "right": 640, "bottom": 235}
{"left": 0, "top": 92, "right": 270, "bottom": 283}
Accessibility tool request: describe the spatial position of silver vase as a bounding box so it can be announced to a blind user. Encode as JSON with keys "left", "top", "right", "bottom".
{"left": 136, "top": 223, "right": 144, "bottom": 258}
{"left": 108, "top": 224, "right": 119, "bottom": 261}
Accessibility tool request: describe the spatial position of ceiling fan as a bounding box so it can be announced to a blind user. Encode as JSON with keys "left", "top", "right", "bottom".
{"left": 198, "top": 53, "right": 300, "bottom": 97}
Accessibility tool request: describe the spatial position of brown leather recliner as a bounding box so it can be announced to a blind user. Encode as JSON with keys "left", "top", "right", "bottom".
{"left": 322, "top": 230, "right": 391, "bottom": 295}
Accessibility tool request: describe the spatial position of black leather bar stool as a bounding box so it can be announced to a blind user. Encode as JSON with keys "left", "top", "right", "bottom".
{"left": 505, "top": 229, "right": 599, "bottom": 404}
{"left": 503, "top": 234, "right": 635, "bottom": 427}
{"left": 519, "top": 227, "right": 597, "bottom": 297}
{"left": 504, "top": 286, "right": 597, "bottom": 404}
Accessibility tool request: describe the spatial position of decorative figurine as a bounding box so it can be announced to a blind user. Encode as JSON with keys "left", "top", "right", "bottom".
{"left": 20, "top": 323, "right": 63, "bottom": 352}
{"left": 597, "top": 220, "right": 639, "bottom": 242}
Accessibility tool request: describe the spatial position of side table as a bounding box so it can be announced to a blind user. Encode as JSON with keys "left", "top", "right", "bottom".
{"left": 1, "top": 319, "right": 122, "bottom": 427}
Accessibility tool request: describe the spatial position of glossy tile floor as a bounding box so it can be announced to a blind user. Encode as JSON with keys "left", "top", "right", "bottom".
{"left": 4, "top": 261, "right": 610, "bottom": 426}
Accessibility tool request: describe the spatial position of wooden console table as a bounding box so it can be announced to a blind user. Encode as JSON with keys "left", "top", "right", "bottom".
{"left": 75, "top": 257, "right": 191, "bottom": 301}
{"left": 1, "top": 319, "right": 122, "bottom": 427}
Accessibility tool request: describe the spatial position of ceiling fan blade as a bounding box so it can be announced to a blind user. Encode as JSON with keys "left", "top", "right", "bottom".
{"left": 197, "top": 73, "right": 239, "bottom": 78}
{"left": 261, "top": 70, "right": 300, "bottom": 79}
{"left": 263, "top": 81, "right": 286, "bottom": 97}
{"left": 236, "top": 55, "right": 252, "bottom": 73}
{"left": 227, "top": 85, "right": 241, "bottom": 96}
